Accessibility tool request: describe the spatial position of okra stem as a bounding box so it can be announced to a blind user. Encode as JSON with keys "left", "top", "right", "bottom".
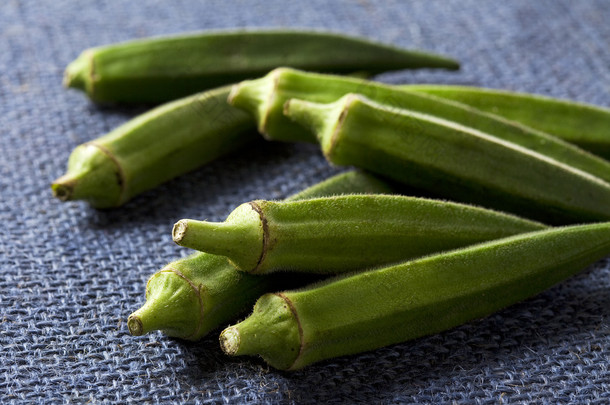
{"left": 174, "top": 195, "right": 545, "bottom": 274}
{"left": 221, "top": 222, "right": 610, "bottom": 370}
{"left": 65, "top": 30, "right": 459, "bottom": 104}
{"left": 53, "top": 86, "right": 257, "bottom": 208}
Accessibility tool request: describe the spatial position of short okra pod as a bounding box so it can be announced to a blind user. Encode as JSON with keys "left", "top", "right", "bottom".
{"left": 220, "top": 222, "right": 610, "bottom": 370}
{"left": 229, "top": 68, "right": 610, "bottom": 185}
{"left": 65, "top": 30, "right": 459, "bottom": 104}
{"left": 127, "top": 170, "right": 398, "bottom": 340}
{"left": 173, "top": 195, "right": 545, "bottom": 274}
{"left": 52, "top": 86, "right": 257, "bottom": 208}
{"left": 405, "top": 85, "right": 610, "bottom": 159}
{"left": 284, "top": 94, "right": 610, "bottom": 224}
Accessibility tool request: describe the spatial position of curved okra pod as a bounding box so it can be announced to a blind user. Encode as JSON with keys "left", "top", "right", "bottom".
{"left": 220, "top": 221, "right": 610, "bottom": 370}
{"left": 405, "top": 85, "right": 610, "bottom": 159}
{"left": 127, "top": 170, "right": 397, "bottom": 340}
{"left": 52, "top": 86, "right": 257, "bottom": 208}
{"left": 173, "top": 195, "right": 545, "bottom": 274}
{"left": 65, "top": 30, "right": 459, "bottom": 104}
{"left": 284, "top": 94, "right": 610, "bottom": 224}
{"left": 229, "top": 68, "right": 610, "bottom": 185}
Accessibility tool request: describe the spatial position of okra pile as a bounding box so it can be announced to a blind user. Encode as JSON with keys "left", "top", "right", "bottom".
{"left": 53, "top": 29, "right": 610, "bottom": 370}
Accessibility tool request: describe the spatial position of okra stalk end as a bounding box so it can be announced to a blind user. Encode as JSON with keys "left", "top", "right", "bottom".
{"left": 128, "top": 269, "right": 203, "bottom": 340}
{"left": 63, "top": 50, "right": 93, "bottom": 95}
{"left": 228, "top": 73, "right": 278, "bottom": 137}
{"left": 51, "top": 143, "right": 123, "bottom": 208}
{"left": 220, "top": 293, "right": 301, "bottom": 370}
{"left": 284, "top": 96, "right": 355, "bottom": 157}
{"left": 172, "top": 202, "right": 264, "bottom": 271}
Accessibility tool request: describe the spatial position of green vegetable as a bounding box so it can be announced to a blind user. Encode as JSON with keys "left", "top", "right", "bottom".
{"left": 127, "top": 170, "right": 397, "bottom": 340}
{"left": 405, "top": 85, "right": 610, "bottom": 159}
{"left": 64, "top": 30, "right": 459, "bottom": 104}
{"left": 284, "top": 94, "right": 610, "bottom": 224}
{"left": 220, "top": 221, "right": 610, "bottom": 370}
{"left": 52, "top": 86, "right": 256, "bottom": 208}
{"left": 173, "top": 195, "right": 545, "bottom": 274}
{"left": 228, "top": 68, "right": 610, "bottom": 185}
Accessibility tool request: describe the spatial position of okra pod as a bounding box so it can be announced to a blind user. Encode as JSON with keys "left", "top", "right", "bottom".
{"left": 406, "top": 85, "right": 610, "bottom": 159}
{"left": 284, "top": 94, "right": 610, "bottom": 224}
{"left": 229, "top": 69, "right": 610, "bottom": 185}
{"left": 65, "top": 30, "right": 459, "bottom": 104}
{"left": 173, "top": 195, "right": 545, "bottom": 274}
{"left": 127, "top": 170, "right": 396, "bottom": 340}
{"left": 52, "top": 86, "right": 256, "bottom": 208}
{"left": 220, "top": 222, "right": 610, "bottom": 370}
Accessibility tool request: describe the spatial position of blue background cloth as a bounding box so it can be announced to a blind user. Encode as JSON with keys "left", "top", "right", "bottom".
{"left": 1, "top": 1, "right": 609, "bottom": 403}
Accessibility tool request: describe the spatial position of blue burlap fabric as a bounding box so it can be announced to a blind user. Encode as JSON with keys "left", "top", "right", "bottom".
{"left": 1, "top": 1, "right": 609, "bottom": 403}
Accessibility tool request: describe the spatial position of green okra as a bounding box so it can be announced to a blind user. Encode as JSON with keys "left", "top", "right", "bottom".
{"left": 220, "top": 221, "right": 610, "bottom": 370}
{"left": 64, "top": 30, "right": 459, "bottom": 104}
{"left": 127, "top": 170, "right": 397, "bottom": 340}
{"left": 229, "top": 68, "right": 610, "bottom": 185}
{"left": 405, "top": 85, "right": 610, "bottom": 159}
{"left": 173, "top": 195, "right": 545, "bottom": 274}
{"left": 52, "top": 86, "right": 257, "bottom": 208}
{"left": 284, "top": 94, "right": 610, "bottom": 224}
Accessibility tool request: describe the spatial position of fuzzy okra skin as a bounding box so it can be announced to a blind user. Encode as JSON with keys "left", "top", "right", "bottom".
{"left": 229, "top": 69, "right": 610, "bottom": 185}
{"left": 52, "top": 86, "right": 257, "bottom": 208}
{"left": 220, "top": 222, "right": 610, "bottom": 370}
{"left": 173, "top": 195, "right": 545, "bottom": 274}
{"left": 284, "top": 94, "right": 610, "bottom": 225}
{"left": 405, "top": 85, "right": 610, "bottom": 159}
{"left": 64, "top": 30, "right": 459, "bottom": 104}
{"left": 127, "top": 170, "right": 397, "bottom": 340}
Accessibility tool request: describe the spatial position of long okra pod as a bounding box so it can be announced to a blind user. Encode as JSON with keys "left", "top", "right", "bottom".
{"left": 65, "top": 30, "right": 459, "bottom": 104}
{"left": 229, "top": 68, "right": 610, "bottom": 184}
{"left": 173, "top": 195, "right": 545, "bottom": 274}
{"left": 285, "top": 94, "right": 610, "bottom": 224}
{"left": 220, "top": 222, "right": 610, "bottom": 370}
{"left": 52, "top": 86, "right": 257, "bottom": 208}
{"left": 405, "top": 85, "right": 610, "bottom": 159}
{"left": 127, "top": 170, "right": 396, "bottom": 340}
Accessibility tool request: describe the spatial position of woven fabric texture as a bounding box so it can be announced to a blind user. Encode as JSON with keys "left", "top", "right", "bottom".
{"left": 1, "top": 1, "right": 609, "bottom": 403}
